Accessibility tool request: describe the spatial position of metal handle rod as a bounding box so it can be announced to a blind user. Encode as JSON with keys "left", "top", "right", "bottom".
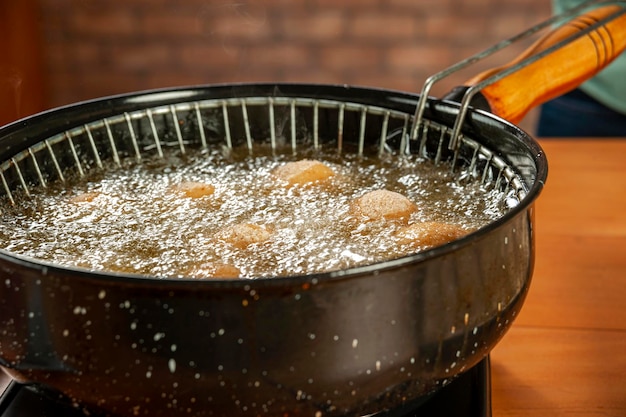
{"left": 409, "top": 0, "right": 613, "bottom": 141}
{"left": 447, "top": 5, "right": 626, "bottom": 150}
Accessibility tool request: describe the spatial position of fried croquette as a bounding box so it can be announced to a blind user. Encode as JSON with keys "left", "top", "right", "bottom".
{"left": 395, "top": 221, "right": 469, "bottom": 248}
{"left": 272, "top": 160, "right": 335, "bottom": 186}
{"left": 170, "top": 181, "right": 215, "bottom": 199}
{"left": 350, "top": 189, "right": 417, "bottom": 224}
{"left": 217, "top": 223, "right": 273, "bottom": 249}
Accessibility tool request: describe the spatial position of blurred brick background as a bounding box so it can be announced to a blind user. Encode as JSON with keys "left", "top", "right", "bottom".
{"left": 4, "top": 0, "right": 552, "bottom": 131}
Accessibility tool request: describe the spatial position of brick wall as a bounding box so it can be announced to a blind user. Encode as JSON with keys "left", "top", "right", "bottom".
{"left": 1, "top": 2, "right": 46, "bottom": 126}
{"left": 39, "top": 0, "right": 550, "bottom": 130}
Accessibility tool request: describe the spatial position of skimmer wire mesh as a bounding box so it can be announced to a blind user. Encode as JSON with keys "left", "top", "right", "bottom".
{"left": 0, "top": 96, "right": 526, "bottom": 206}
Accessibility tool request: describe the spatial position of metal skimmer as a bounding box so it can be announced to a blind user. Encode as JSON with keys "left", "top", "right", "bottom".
{"left": 0, "top": 94, "right": 526, "bottom": 207}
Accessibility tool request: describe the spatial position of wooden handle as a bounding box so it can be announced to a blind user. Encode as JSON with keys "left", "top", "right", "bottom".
{"left": 464, "top": 5, "right": 626, "bottom": 124}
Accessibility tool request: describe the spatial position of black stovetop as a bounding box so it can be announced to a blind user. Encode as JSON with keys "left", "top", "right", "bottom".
{"left": 0, "top": 357, "right": 491, "bottom": 417}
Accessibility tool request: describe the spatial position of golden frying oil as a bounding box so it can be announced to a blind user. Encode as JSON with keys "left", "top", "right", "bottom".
{"left": 0, "top": 147, "right": 510, "bottom": 278}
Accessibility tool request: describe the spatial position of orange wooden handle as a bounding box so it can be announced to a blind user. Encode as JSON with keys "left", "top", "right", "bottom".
{"left": 464, "top": 5, "right": 626, "bottom": 124}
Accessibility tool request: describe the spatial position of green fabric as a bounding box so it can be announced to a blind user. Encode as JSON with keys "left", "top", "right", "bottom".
{"left": 552, "top": 0, "right": 626, "bottom": 114}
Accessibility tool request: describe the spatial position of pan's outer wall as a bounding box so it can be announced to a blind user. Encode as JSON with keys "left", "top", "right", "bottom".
{"left": 0, "top": 207, "right": 532, "bottom": 416}
{"left": 0, "top": 83, "right": 544, "bottom": 417}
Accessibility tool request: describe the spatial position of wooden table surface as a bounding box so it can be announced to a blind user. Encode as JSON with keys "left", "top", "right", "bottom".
{"left": 490, "top": 139, "right": 626, "bottom": 417}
